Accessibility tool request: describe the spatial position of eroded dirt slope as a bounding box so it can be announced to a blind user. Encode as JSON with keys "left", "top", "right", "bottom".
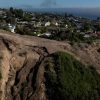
{"left": 0, "top": 32, "right": 99, "bottom": 100}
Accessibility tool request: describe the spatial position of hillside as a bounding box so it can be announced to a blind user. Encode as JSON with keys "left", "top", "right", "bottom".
{"left": 0, "top": 31, "right": 100, "bottom": 100}
{"left": 45, "top": 52, "right": 100, "bottom": 100}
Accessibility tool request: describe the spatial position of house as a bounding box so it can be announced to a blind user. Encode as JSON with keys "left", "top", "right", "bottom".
{"left": 84, "top": 34, "right": 90, "bottom": 38}
{"left": 52, "top": 20, "right": 59, "bottom": 26}
{"left": 37, "top": 32, "right": 51, "bottom": 37}
{"left": 36, "top": 22, "right": 42, "bottom": 27}
{"left": 43, "top": 32, "right": 51, "bottom": 37}
{"left": 45, "top": 22, "right": 51, "bottom": 27}
{"left": 17, "top": 21, "right": 28, "bottom": 25}
{"left": 0, "top": 10, "right": 5, "bottom": 15}
{"left": 8, "top": 24, "right": 16, "bottom": 33}
{"left": 65, "top": 24, "right": 68, "bottom": 28}
{"left": 37, "top": 34, "right": 41, "bottom": 37}
{"left": 76, "top": 24, "right": 82, "bottom": 29}
{"left": 55, "top": 22, "right": 59, "bottom": 26}
{"left": 80, "top": 32, "right": 85, "bottom": 35}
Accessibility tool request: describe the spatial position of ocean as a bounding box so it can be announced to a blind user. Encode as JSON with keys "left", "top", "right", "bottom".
{"left": 27, "top": 8, "right": 100, "bottom": 20}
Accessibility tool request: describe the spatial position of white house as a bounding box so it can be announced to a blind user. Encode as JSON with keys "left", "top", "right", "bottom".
{"left": 55, "top": 22, "right": 59, "bottom": 26}
{"left": 45, "top": 22, "right": 51, "bottom": 27}
{"left": 43, "top": 32, "right": 51, "bottom": 37}
{"left": 84, "top": 34, "right": 90, "bottom": 38}
{"left": 37, "top": 34, "right": 41, "bottom": 37}
{"left": 37, "top": 32, "right": 51, "bottom": 37}
{"left": 36, "top": 22, "right": 42, "bottom": 27}
{"left": 8, "top": 24, "right": 16, "bottom": 33}
{"left": 65, "top": 24, "right": 68, "bottom": 28}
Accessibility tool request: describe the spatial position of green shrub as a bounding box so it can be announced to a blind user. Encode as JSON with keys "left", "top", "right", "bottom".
{"left": 45, "top": 52, "right": 100, "bottom": 100}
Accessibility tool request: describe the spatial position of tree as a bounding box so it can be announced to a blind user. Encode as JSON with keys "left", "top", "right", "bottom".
{"left": 10, "top": 7, "right": 14, "bottom": 14}
{"left": 14, "top": 9, "right": 23, "bottom": 18}
{"left": 97, "top": 17, "right": 100, "bottom": 21}
{"left": 23, "top": 13, "right": 33, "bottom": 21}
{"left": 94, "top": 24, "right": 100, "bottom": 31}
{"left": 83, "top": 22, "right": 93, "bottom": 32}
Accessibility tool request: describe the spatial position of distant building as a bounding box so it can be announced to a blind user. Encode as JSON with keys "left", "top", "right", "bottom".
{"left": 37, "top": 34, "right": 41, "bottom": 37}
{"left": 17, "top": 21, "right": 28, "bottom": 25}
{"left": 0, "top": 10, "right": 5, "bottom": 15}
{"left": 52, "top": 21, "right": 59, "bottom": 26}
{"left": 55, "top": 22, "right": 59, "bottom": 26}
{"left": 45, "top": 22, "right": 51, "bottom": 27}
{"left": 8, "top": 24, "right": 16, "bottom": 33}
{"left": 84, "top": 34, "right": 90, "bottom": 38}
{"left": 37, "top": 32, "right": 51, "bottom": 37}
{"left": 65, "top": 24, "right": 68, "bottom": 28}
{"left": 43, "top": 32, "right": 51, "bottom": 37}
{"left": 36, "top": 22, "right": 42, "bottom": 27}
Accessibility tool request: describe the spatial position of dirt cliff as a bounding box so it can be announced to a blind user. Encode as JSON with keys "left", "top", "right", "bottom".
{"left": 0, "top": 31, "right": 99, "bottom": 100}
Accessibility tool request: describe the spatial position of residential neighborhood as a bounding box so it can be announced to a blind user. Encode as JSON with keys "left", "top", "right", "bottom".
{"left": 0, "top": 7, "right": 100, "bottom": 43}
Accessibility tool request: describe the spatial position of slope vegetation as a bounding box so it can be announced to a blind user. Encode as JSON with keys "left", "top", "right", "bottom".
{"left": 45, "top": 52, "right": 100, "bottom": 100}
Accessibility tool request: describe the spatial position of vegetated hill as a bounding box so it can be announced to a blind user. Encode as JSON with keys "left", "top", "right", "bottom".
{"left": 0, "top": 31, "right": 99, "bottom": 100}
{"left": 45, "top": 52, "right": 100, "bottom": 100}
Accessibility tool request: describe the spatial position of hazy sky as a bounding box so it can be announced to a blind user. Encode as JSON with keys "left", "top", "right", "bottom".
{"left": 0, "top": 0, "right": 100, "bottom": 8}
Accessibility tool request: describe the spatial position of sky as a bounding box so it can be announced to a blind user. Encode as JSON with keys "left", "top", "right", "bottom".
{"left": 0, "top": 0, "right": 100, "bottom": 8}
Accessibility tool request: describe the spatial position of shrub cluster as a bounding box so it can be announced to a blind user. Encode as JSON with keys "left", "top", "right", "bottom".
{"left": 45, "top": 52, "right": 100, "bottom": 100}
